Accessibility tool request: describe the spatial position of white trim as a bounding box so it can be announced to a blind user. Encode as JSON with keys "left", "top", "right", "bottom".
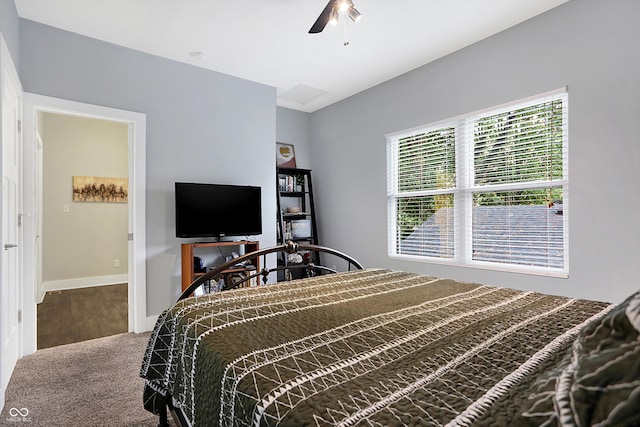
{"left": 389, "top": 254, "right": 569, "bottom": 278}
{"left": 0, "top": 32, "right": 24, "bottom": 416}
{"left": 22, "top": 93, "right": 147, "bottom": 358}
{"left": 387, "top": 89, "right": 569, "bottom": 277}
{"left": 42, "top": 274, "right": 128, "bottom": 295}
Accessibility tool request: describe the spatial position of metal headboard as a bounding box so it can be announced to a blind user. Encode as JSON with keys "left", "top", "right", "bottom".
{"left": 178, "top": 241, "right": 364, "bottom": 301}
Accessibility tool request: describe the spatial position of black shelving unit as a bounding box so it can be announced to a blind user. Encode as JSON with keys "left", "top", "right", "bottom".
{"left": 276, "top": 167, "right": 320, "bottom": 281}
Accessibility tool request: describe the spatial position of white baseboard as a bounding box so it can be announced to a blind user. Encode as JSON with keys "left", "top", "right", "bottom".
{"left": 145, "top": 315, "right": 159, "bottom": 332}
{"left": 42, "top": 274, "right": 128, "bottom": 293}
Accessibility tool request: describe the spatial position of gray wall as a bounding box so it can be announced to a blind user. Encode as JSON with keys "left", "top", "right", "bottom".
{"left": 41, "top": 113, "right": 128, "bottom": 282}
{"left": 0, "top": 0, "right": 19, "bottom": 70}
{"left": 309, "top": 0, "right": 640, "bottom": 304}
{"left": 4, "top": 0, "right": 638, "bottom": 314}
{"left": 19, "top": 20, "right": 277, "bottom": 316}
{"left": 276, "top": 107, "right": 311, "bottom": 169}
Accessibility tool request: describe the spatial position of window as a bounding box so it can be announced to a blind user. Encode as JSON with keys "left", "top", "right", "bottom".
{"left": 387, "top": 89, "right": 568, "bottom": 276}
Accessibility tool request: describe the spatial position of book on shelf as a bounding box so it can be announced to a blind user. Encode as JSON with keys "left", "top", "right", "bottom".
{"left": 278, "top": 175, "right": 296, "bottom": 192}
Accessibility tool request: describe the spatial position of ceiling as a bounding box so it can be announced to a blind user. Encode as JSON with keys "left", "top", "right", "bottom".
{"left": 14, "top": 0, "right": 568, "bottom": 113}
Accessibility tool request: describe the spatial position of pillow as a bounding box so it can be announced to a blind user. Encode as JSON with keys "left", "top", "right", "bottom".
{"left": 517, "top": 291, "right": 640, "bottom": 426}
{"left": 566, "top": 291, "right": 640, "bottom": 425}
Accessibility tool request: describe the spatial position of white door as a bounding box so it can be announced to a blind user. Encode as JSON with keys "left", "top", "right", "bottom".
{"left": 0, "top": 36, "right": 23, "bottom": 406}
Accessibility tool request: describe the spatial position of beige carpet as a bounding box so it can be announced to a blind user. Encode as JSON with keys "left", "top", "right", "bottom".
{"left": 1, "top": 332, "right": 174, "bottom": 426}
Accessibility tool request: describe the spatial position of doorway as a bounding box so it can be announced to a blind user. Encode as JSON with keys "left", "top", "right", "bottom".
{"left": 37, "top": 112, "right": 129, "bottom": 348}
{"left": 21, "top": 94, "right": 147, "bottom": 356}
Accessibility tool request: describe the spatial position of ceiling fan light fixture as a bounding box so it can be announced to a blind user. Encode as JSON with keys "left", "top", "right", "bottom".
{"left": 308, "top": 0, "right": 362, "bottom": 35}
{"left": 348, "top": 7, "right": 362, "bottom": 23}
{"left": 329, "top": 6, "right": 339, "bottom": 26}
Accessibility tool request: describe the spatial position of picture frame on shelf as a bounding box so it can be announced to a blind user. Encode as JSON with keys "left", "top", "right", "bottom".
{"left": 276, "top": 142, "right": 297, "bottom": 168}
{"left": 291, "top": 219, "right": 311, "bottom": 238}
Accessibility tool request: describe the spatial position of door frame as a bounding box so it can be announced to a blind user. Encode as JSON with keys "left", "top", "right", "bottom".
{"left": 0, "top": 32, "right": 23, "bottom": 409}
{"left": 21, "top": 94, "right": 147, "bottom": 355}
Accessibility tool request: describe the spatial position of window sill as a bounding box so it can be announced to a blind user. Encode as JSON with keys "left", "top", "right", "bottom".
{"left": 388, "top": 254, "right": 569, "bottom": 278}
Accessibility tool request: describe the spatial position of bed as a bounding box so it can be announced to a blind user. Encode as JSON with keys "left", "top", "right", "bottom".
{"left": 140, "top": 243, "right": 640, "bottom": 426}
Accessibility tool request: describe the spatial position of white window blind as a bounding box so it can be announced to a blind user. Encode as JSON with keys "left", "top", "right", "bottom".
{"left": 388, "top": 127, "right": 456, "bottom": 259}
{"left": 387, "top": 89, "right": 568, "bottom": 275}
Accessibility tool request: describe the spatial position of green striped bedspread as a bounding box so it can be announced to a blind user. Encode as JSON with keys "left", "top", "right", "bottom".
{"left": 140, "top": 269, "right": 638, "bottom": 426}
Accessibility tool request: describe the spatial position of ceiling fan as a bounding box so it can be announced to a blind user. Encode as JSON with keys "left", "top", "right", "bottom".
{"left": 309, "top": 0, "right": 362, "bottom": 34}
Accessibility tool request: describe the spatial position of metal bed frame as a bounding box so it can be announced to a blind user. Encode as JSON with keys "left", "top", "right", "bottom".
{"left": 159, "top": 241, "right": 364, "bottom": 427}
{"left": 178, "top": 240, "right": 363, "bottom": 300}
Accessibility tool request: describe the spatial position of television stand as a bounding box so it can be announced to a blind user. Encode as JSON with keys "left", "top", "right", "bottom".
{"left": 181, "top": 240, "right": 259, "bottom": 292}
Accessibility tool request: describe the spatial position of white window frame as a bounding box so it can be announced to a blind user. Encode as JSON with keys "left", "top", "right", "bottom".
{"left": 387, "top": 88, "right": 569, "bottom": 277}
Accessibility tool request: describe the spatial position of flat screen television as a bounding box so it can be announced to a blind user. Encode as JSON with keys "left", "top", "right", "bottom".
{"left": 175, "top": 182, "right": 262, "bottom": 238}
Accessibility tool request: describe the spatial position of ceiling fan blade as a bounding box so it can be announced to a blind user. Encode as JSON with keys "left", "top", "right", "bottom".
{"left": 309, "top": 0, "right": 336, "bottom": 34}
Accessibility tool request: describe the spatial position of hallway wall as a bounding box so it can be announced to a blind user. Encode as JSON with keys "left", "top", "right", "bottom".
{"left": 40, "top": 112, "right": 128, "bottom": 289}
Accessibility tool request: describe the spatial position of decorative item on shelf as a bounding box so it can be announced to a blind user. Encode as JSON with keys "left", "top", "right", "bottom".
{"left": 287, "top": 252, "right": 303, "bottom": 264}
{"left": 286, "top": 206, "right": 301, "bottom": 214}
{"left": 276, "top": 142, "right": 297, "bottom": 168}
{"left": 193, "top": 256, "right": 205, "bottom": 273}
{"left": 291, "top": 219, "right": 311, "bottom": 239}
{"left": 295, "top": 175, "right": 305, "bottom": 192}
{"left": 284, "top": 221, "right": 293, "bottom": 240}
{"left": 193, "top": 278, "right": 224, "bottom": 296}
